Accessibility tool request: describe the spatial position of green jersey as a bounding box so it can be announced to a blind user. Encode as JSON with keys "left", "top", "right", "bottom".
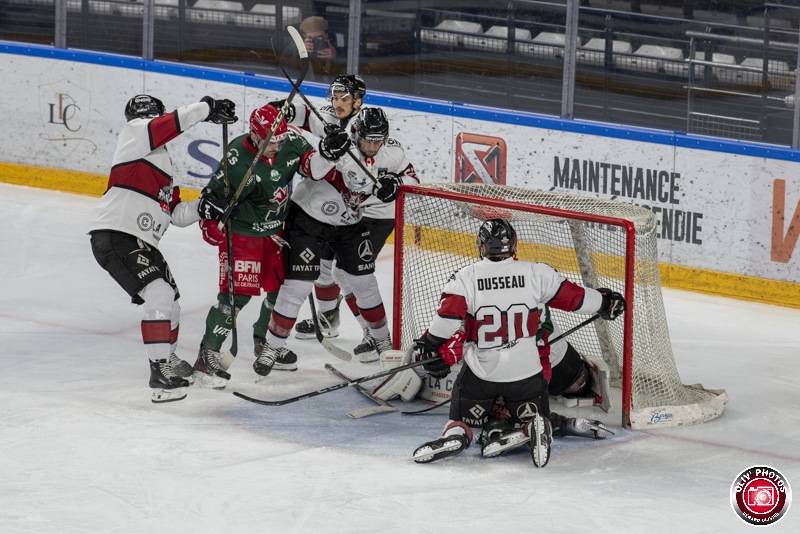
{"left": 206, "top": 130, "right": 313, "bottom": 237}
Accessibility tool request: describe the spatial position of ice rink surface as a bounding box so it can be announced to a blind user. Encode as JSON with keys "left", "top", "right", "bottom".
{"left": 1, "top": 183, "right": 798, "bottom": 533}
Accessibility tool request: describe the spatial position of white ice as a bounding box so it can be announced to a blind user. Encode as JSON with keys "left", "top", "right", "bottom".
{"left": 1, "top": 183, "right": 798, "bottom": 533}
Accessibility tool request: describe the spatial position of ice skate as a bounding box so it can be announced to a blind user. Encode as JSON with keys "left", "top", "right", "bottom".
{"left": 413, "top": 434, "right": 470, "bottom": 463}
{"left": 481, "top": 429, "right": 530, "bottom": 458}
{"left": 254, "top": 343, "right": 298, "bottom": 377}
{"left": 149, "top": 359, "right": 188, "bottom": 403}
{"left": 373, "top": 335, "right": 392, "bottom": 361}
{"left": 169, "top": 352, "right": 195, "bottom": 385}
{"left": 527, "top": 414, "right": 553, "bottom": 468}
{"left": 355, "top": 328, "right": 378, "bottom": 363}
{"left": 550, "top": 412, "right": 613, "bottom": 439}
{"left": 193, "top": 345, "right": 231, "bottom": 390}
{"left": 254, "top": 335, "right": 298, "bottom": 371}
{"left": 294, "top": 296, "right": 342, "bottom": 339}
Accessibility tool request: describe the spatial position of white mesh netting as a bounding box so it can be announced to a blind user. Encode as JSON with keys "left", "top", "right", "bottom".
{"left": 394, "top": 183, "right": 727, "bottom": 428}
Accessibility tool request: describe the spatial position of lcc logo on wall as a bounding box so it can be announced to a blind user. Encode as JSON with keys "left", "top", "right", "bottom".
{"left": 454, "top": 133, "right": 506, "bottom": 184}
{"left": 730, "top": 465, "right": 792, "bottom": 526}
{"left": 38, "top": 79, "right": 95, "bottom": 153}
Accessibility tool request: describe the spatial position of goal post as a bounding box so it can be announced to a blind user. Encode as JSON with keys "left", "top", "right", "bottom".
{"left": 392, "top": 183, "right": 728, "bottom": 429}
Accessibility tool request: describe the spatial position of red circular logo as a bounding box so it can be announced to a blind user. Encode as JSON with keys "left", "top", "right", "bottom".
{"left": 731, "top": 466, "right": 792, "bottom": 526}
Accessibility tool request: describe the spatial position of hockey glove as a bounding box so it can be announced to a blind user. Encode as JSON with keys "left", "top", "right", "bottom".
{"left": 413, "top": 332, "right": 451, "bottom": 379}
{"left": 437, "top": 329, "right": 465, "bottom": 366}
{"left": 318, "top": 127, "right": 351, "bottom": 161}
{"left": 201, "top": 96, "right": 238, "bottom": 125}
{"left": 200, "top": 219, "right": 226, "bottom": 247}
{"left": 197, "top": 190, "right": 228, "bottom": 221}
{"left": 323, "top": 122, "right": 342, "bottom": 136}
{"left": 373, "top": 172, "right": 403, "bottom": 203}
{"left": 597, "top": 288, "right": 626, "bottom": 320}
{"left": 268, "top": 100, "right": 295, "bottom": 123}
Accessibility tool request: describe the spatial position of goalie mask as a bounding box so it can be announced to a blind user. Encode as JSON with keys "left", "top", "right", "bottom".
{"left": 326, "top": 74, "right": 366, "bottom": 102}
{"left": 477, "top": 218, "right": 517, "bottom": 260}
{"left": 124, "top": 94, "right": 165, "bottom": 121}
{"left": 249, "top": 104, "right": 288, "bottom": 148}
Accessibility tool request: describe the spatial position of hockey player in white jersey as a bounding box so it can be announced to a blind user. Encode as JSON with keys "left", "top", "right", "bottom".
{"left": 271, "top": 76, "right": 371, "bottom": 350}
{"left": 277, "top": 76, "right": 400, "bottom": 360}
{"left": 252, "top": 107, "right": 419, "bottom": 377}
{"left": 411, "top": 218, "right": 626, "bottom": 466}
{"left": 88, "top": 94, "right": 237, "bottom": 403}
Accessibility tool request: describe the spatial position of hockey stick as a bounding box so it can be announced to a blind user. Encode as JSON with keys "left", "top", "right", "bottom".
{"left": 219, "top": 121, "right": 238, "bottom": 370}
{"left": 401, "top": 399, "right": 450, "bottom": 415}
{"left": 233, "top": 355, "right": 439, "bottom": 406}
{"left": 401, "top": 314, "right": 602, "bottom": 415}
{"left": 308, "top": 293, "right": 352, "bottom": 361}
{"left": 217, "top": 26, "right": 308, "bottom": 229}
{"left": 274, "top": 61, "right": 380, "bottom": 187}
{"left": 325, "top": 363, "right": 396, "bottom": 418}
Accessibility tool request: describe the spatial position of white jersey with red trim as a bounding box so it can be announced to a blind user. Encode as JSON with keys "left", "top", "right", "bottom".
{"left": 290, "top": 137, "right": 418, "bottom": 226}
{"left": 87, "top": 102, "right": 209, "bottom": 247}
{"left": 289, "top": 105, "right": 420, "bottom": 222}
{"left": 428, "top": 257, "right": 603, "bottom": 383}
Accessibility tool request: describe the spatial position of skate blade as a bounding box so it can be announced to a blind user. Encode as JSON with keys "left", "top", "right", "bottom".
{"left": 413, "top": 438, "right": 465, "bottom": 463}
{"left": 531, "top": 418, "right": 551, "bottom": 468}
{"left": 193, "top": 371, "right": 228, "bottom": 390}
{"left": 151, "top": 386, "right": 187, "bottom": 403}
{"left": 272, "top": 363, "right": 299, "bottom": 372}
{"left": 481, "top": 431, "right": 528, "bottom": 458}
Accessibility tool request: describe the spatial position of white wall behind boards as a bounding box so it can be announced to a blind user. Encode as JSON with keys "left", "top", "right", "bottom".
{"left": 2, "top": 46, "right": 800, "bottom": 289}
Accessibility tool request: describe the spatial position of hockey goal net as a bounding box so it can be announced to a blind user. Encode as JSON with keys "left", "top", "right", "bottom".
{"left": 392, "top": 183, "right": 727, "bottom": 429}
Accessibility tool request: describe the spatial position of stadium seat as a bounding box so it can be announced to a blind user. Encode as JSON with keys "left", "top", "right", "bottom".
{"left": 187, "top": 0, "right": 243, "bottom": 24}
{"left": 232, "top": 4, "right": 303, "bottom": 29}
{"left": 739, "top": 58, "right": 793, "bottom": 90}
{"left": 463, "top": 25, "right": 532, "bottom": 54}
{"left": 118, "top": 0, "right": 144, "bottom": 18}
{"left": 154, "top": 0, "right": 179, "bottom": 21}
{"left": 616, "top": 44, "right": 684, "bottom": 74}
{"left": 420, "top": 20, "right": 483, "bottom": 47}
{"left": 577, "top": 37, "right": 633, "bottom": 66}
{"left": 87, "top": 1, "right": 114, "bottom": 15}
{"left": 515, "top": 32, "right": 580, "bottom": 60}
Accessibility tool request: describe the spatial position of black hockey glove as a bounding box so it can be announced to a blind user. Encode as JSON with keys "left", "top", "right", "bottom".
{"left": 413, "top": 333, "right": 450, "bottom": 379}
{"left": 318, "top": 127, "right": 351, "bottom": 161}
{"left": 373, "top": 172, "right": 403, "bottom": 203}
{"left": 198, "top": 190, "right": 229, "bottom": 221}
{"left": 268, "top": 99, "right": 295, "bottom": 123}
{"left": 597, "top": 288, "right": 626, "bottom": 320}
{"left": 201, "top": 96, "right": 238, "bottom": 125}
{"left": 323, "top": 122, "right": 342, "bottom": 136}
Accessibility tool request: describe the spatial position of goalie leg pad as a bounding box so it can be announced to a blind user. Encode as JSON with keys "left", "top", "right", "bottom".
{"left": 373, "top": 369, "right": 422, "bottom": 401}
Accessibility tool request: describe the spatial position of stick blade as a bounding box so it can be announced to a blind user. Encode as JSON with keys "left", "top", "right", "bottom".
{"left": 322, "top": 338, "right": 353, "bottom": 361}
{"left": 287, "top": 26, "right": 308, "bottom": 60}
{"left": 347, "top": 405, "right": 397, "bottom": 418}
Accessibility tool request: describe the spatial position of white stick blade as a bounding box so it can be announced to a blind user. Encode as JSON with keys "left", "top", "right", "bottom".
{"left": 347, "top": 406, "right": 397, "bottom": 419}
{"left": 287, "top": 26, "right": 308, "bottom": 60}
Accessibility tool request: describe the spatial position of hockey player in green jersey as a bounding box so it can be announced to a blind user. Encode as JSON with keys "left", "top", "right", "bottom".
{"left": 193, "top": 103, "right": 331, "bottom": 389}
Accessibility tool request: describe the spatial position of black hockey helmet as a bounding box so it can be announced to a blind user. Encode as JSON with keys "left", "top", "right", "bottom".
{"left": 326, "top": 74, "right": 367, "bottom": 102}
{"left": 352, "top": 107, "right": 389, "bottom": 142}
{"left": 124, "top": 94, "right": 165, "bottom": 121}
{"left": 477, "top": 218, "right": 517, "bottom": 259}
